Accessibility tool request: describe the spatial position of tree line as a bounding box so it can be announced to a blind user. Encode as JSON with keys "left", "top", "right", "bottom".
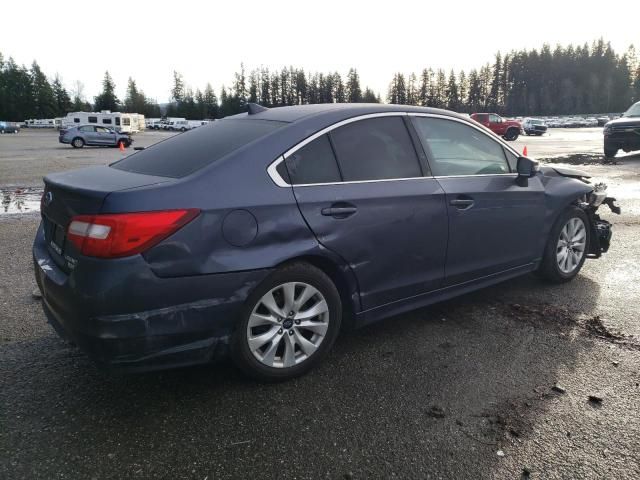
{"left": 1, "top": 39, "right": 639, "bottom": 122}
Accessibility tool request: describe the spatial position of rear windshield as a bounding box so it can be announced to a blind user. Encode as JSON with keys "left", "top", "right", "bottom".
{"left": 111, "top": 119, "right": 286, "bottom": 178}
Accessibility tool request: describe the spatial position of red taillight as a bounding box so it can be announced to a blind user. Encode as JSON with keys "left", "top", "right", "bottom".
{"left": 67, "top": 209, "right": 200, "bottom": 258}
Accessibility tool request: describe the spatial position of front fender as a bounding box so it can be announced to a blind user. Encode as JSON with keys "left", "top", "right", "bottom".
{"left": 538, "top": 172, "right": 593, "bottom": 256}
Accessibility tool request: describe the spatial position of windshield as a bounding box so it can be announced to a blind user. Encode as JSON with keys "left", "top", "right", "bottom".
{"left": 623, "top": 102, "right": 640, "bottom": 117}
{"left": 530, "top": 119, "right": 544, "bottom": 125}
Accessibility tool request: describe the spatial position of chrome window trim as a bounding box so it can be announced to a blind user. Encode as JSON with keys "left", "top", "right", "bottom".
{"left": 266, "top": 111, "right": 520, "bottom": 188}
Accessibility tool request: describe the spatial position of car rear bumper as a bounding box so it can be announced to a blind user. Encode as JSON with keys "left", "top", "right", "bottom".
{"left": 33, "top": 222, "right": 271, "bottom": 372}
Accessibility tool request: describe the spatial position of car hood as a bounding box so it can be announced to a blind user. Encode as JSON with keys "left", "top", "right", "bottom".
{"left": 540, "top": 165, "right": 591, "bottom": 182}
{"left": 605, "top": 117, "right": 640, "bottom": 128}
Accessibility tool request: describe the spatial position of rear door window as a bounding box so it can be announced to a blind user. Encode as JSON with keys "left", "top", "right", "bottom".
{"left": 284, "top": 134, "right": 341, "bottom": 185}
{"left": 112, "top": 119, "right": 286, "bottom": 178}
{"left": 329, "top": 117, "right": 422, "bottom": 181}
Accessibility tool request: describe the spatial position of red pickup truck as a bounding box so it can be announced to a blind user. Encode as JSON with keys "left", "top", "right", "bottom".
{"left": 470, "top": 113, "right": 522, "bottom": 141}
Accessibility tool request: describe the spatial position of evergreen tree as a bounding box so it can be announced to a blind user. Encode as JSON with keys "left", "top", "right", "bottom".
{"left": 31, "top": 62, "right": 56, "bottom": 118}
{"left": 346, "top": 68, "right": 362, "bottom": 103}
{"left": 407, "top": 73, "right": 418, "bottom": 105}
{"left": 487, "top": 52, "right": 502, "bottom": 111}
{"left": 51, "top": 75, "right": 72, "bottom": 116}
{"left": 94, "top": 71, "right": 119, "bottom": 111}
{"left": 387, "top": 73, "right": 407, "bottom": 104}
{"left": 333, "top": 72, "right": 346, "bottom": 103}
{"left": 361, "top": 87, "right": 379, "bottom": 103}
{"left": 446, "top": 70, "right": 460, "bottom": 111}
{"left": 171, "top": 70, "right": 185, "bottom": 103}
{"left": 434, "top": 69, "right": 447, "bottom": 108}
{"left": 458, "top": 70, "right": 468, "bottom": 111}
{"left": 418, "top": 68, "right": 433, "bottom": 106}
{"left": 203, "top": 83, "right": 219, "bottom": 118}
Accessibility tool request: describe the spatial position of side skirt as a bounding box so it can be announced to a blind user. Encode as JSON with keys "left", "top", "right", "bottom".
{"left": 354, "top": 263, "right": 537, "bottom": 328}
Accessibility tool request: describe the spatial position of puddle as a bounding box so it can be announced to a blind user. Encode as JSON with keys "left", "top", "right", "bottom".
{"left": 539, "top": 153, "right": 605, "bottom": 166}
{"left": 1, "top": 186, "right": 43, "bottom": 215}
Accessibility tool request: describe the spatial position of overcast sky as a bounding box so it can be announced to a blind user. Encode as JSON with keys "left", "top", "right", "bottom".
{"left": 3, "top": 0, "right": 638, "bottom": 103}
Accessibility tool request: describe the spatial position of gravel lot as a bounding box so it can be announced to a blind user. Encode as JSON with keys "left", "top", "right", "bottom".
{"left": 1, "top": 128, "right": 639, "bottom": 479}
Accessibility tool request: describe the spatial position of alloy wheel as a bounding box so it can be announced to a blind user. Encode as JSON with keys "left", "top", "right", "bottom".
{"left": 556, "top": 217, "right": 586, "bottom": 273}
{"left": 246, "top": 282, "right": 329, "bottom": 368}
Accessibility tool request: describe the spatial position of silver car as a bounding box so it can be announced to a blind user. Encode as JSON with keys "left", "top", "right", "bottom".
{"left": 59, "top": 125, "right": 132, "bottom": 149}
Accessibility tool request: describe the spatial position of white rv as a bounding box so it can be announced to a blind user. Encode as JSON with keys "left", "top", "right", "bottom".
{"left": 24, "top": 119, "right": 57, "bottom": 128}
{"left": 62, "top": 112, "right": 141, "bottom": 133}
{"left": 130, "top": 113, "right": 146, "bottom": 131}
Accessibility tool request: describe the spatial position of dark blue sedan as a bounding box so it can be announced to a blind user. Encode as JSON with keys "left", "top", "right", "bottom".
{"left": 34, "top": 104, "right": 618, "bottom": 380}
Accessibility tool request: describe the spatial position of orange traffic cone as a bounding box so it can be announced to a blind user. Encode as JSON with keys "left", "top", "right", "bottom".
{"left": 119, "top": 141, "right": 125, "bottom": 152}
{"left": 522, "top": 146, "right": 528, "bottom": 156}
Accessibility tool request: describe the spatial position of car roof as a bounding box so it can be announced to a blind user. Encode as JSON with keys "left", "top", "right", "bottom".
{"left": 226, "top": 103, "right": 468, "bottom": 124}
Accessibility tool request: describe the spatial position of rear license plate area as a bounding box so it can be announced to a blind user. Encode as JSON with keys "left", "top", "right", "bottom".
{"left": 44, "top": 215, "right": 66, "bottom": 255}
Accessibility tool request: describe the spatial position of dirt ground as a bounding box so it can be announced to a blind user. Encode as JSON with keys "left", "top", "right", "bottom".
{"left": 1, "top": 128, "right": 639, "bottom": 479}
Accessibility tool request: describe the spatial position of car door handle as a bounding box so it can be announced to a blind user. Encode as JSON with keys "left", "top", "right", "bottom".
{"left": 321, "top": 205, "right": 357, "bottom": 218}
{"left": 450, "top": 198, "right": 474, "bottom": 209}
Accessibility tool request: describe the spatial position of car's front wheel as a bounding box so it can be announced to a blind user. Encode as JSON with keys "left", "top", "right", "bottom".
{"left": 604, "top": 145, "right": 618, "bottom": 159}
{"left": 536, "top": 206, "right": 589, "bottom": 283}
{"left": 231, "top": 262, "right": 342, "bottom": 381}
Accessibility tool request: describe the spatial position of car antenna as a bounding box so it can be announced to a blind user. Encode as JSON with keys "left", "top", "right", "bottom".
{"left": 247, "top": 103, "right": 269, "bottom": 115}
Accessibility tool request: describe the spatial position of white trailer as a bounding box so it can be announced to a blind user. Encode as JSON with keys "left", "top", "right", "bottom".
{"left": 62, "top": 112, "right": 141, "bottom": 133}
{"left": 130, "top": 113, "right": 146, "bottom": 131}
{"left": 24, "top": 119, "right": 57, "bottom": 128}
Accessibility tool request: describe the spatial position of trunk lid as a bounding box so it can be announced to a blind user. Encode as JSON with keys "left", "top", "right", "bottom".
{"left": 41, "top": 165, "right": 171, "bottom": 272}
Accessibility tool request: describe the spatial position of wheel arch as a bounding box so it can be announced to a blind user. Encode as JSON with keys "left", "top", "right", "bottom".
{"left": 275, "top": 253, "right": 361, "bottom": 329}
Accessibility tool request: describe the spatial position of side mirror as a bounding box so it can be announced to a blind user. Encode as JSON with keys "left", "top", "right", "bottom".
{"left": 516, "top": 156, "right": 539, "bottom": 187}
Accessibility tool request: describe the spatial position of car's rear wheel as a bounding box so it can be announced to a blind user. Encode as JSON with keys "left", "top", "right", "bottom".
{"left": 231, "top": 262, "right": 342, "bottom": 381}
{"left": 536, "top": 206, "right": 589, "bottom": 283}
{"left": 504, "top": 128, "right": 520, "bottom": 141}
{"left": 72, "top": 137, "right": 84, "bottom": 148}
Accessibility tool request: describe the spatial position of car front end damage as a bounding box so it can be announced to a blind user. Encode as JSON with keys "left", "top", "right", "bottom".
{"left": 540, "top": 165, "right": 620, "bottom": 258}
{"left": 580, "top": 182, "right": 620, "bottom": 258}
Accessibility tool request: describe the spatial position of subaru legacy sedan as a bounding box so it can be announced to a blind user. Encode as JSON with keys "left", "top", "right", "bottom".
{"left": 34, "top": 104, "right": 618, "bottom": 381}
{"left": 59, "top": 125, "right": 132, "bottom": 149}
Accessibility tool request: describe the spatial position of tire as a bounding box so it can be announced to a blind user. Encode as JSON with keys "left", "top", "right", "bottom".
{"left": 180, "top": 127, "right": 186, "bottom": 132}
{"left": 536, "top": 206, "right": 590, "bottom": 283}
{"left": 604, "top": 146, "right": 617, "bottom": 159}
{"left": 504, "top": 128, "right": 519, "bottom": 141}
{"left": 71, "top": 137, "right": 84, "bottom": 148}
{"left": 231, "top": 262, "right": 342, "bottom": 381}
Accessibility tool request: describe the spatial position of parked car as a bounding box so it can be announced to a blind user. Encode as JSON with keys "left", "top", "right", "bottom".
{"left": 470, "top": 113, "right": 522, "bottom": 140}
{"left": 522, "top": 118, "right": 548, "bottom": 136}
{"left": 58, "top": 125, "right": 133, "bottom": 149}
{"left": 0, "top": 121, "right": 20, "bottom": 133}
{"left": 34, "top": 103, "right": 619, "bottom": 381}
{"left": 603, "top": 101, "right": 640, "bottom": 158}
